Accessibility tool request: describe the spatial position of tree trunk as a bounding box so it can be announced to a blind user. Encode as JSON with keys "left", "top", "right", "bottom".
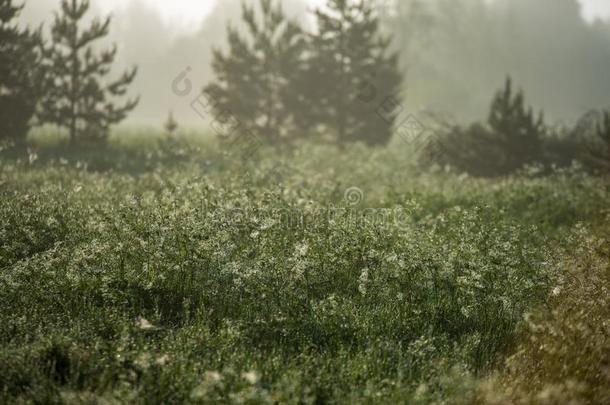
{"left": 69, "top": 111, "right": 76, "bottom": 145}
{"left": 70, "top": 43, "right": 78, "bottom": 145}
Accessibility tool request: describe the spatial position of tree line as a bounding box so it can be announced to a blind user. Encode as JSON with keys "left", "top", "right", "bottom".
{"left": 382, "top": 0, "right": 610, "bottom": 121}
{"left": 1, "top": 0, "right": 403, "bottom": 148}
{"left": 202, "top": 0, "right": 402, "bottom": 146}
{"left": 423, "top": 77, "right": 610, "bottom": 177}
{"left": 1, "top": 0, "right": 609, "bottom": 176}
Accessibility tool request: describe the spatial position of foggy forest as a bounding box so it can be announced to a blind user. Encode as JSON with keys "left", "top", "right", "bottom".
{"left": 1, "top": 0, "right": 609, "bottom": 403}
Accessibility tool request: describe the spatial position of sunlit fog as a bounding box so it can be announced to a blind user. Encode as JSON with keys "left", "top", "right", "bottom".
{"left": 2, "top": 1, "right": 610, "bottom": 402}
{"left": 20, "top": 0, "right": 610, "bottom": 126}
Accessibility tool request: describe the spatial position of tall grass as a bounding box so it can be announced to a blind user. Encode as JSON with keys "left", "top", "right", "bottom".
{"left": 0, "top": 132, "right": 608, "bottom": 403}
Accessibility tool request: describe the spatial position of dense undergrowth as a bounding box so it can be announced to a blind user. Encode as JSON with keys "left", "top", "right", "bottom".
{"left": 1, "top": 133, "right": 608, "bottom": 403}
{"left": 477, "top": 224, "right": 610, "bottom": 405}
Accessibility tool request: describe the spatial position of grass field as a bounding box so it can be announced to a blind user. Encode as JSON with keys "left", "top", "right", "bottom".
{"left": 1, "top": 132, "right": 609, "bottom": 403}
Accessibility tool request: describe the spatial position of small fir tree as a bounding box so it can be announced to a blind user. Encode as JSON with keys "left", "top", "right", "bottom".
{"left": 39, "top": 0, "right": 138, "bottom": 145}
{"left": 0, "top": 0, "right": 43, "bottom": 147}
{"left": 164, "top": 111, "right": 178, "bottom": 137}
{"left": 204, "top": 0, "right": 307, "bottom": 143}
{"left": 423, "top": 77, "right": 546, "bottom": 177}
{"left": 307, "top": 0, "right": 402, "bottom": 146}
{"left": 487, "top": 77, "right": 545, "bottom": 172}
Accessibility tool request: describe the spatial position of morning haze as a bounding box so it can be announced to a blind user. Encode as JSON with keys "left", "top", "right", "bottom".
{"left": 2, "top": 0, "right": 610, "bottom": 403}
{"left": 20, "top": 0, "right": 610, "bottom": 126}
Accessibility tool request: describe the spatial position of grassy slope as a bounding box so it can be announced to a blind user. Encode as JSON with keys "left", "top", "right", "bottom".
{"left": 0, "top": 133, "right": 608, "bottom": 403}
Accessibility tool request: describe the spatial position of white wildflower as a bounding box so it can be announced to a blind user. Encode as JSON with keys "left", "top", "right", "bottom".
{"left": 358, "top": 267, "right": 369, "bottom": 296}
{"left": 136, "top": 316, "right": 155, "bottom": 330}
{"left": 242, "top": 370, "right": 260, "bottom": 385}
{"left": 204, "top": 370, "right": 223, "bottom": 384}
{"left": 155, "top": 354, "right": 170, "bottom": 366}
{"left": 28, "top": 150, "right": 38, "bottom": 164}
{"left": 260, "top": 217, "right": 276, "bottom": 230}
{"left": 190, "top": 371, "right": 224, "bottom": 400}
{"left": 296, "top": 241, "right": 309, "bottom": 257}
{"left": 135, "top": 352, "right": 152, "bottom": 369}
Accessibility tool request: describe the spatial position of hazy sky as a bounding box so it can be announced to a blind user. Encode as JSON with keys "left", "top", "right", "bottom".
{"left": 19, "top": 0, "right": 610, "bottom": 126}
{"left": 27, "top": 0, "right": 610, "bottom": 31}
{"left": 93, "top": 0, "right": 217, "bottom": 32}
{"left": 93, "top": 0, "right": 326, "bottom": 32}
{"left": 95, "top": 0, "right": 609, "bottom": 27}
{"left": 580, "top": 0, "right": 610, "bottom": 21}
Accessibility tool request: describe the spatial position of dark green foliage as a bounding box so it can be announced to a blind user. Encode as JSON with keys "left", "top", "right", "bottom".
{"left": 0, "top": 0, "right": 42, "bottom": 147}
{"left": 542, "top": 110, "right": 610, "bottom": 174}
{"left": 540, "top": 123, "right": 584, "bottom": 169}
{"left": 595, "top": 110, "right": 610, "bottom": 172}
{"left": 597, "top": 111, "right": 610, "bottom": 144}
{"left": 204, "top": 0, "right": 402, "bottom": 147}
{"left": 39, "top": 0, "right": 138, "bottom": 146}
{"left": 425, "top": 77, "right": 545, "bottom": 177}
{"left": 307, "top": 0, "right": 402, "bottom": 146}
{"left": 487, "top": 77, "right": 545, "bottom": 167}
{"left": 539, "top": 111, "right": 607, "bottom": 174}
{"left": 423, "top": 122, "right": 505, "bottom": 177}
{"left": 204, "top": 0, "right": 307, "bottom": 143}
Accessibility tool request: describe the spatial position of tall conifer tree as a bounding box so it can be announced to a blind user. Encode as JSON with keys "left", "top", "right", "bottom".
{"left": 307, "top": 0, "right": 402, "bottom": 146}
{"left": 40, "top": 0, "right": 138, "bottom": 145}
{"left": 204, "top": 0, "right": 307, "bottom": 143}
{"left": 487, "top": 77, "right": 544, "bottom": 172}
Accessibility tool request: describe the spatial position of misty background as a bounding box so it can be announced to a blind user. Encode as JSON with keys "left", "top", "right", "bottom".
{"left": 20, "top": 0, "right": 610, "bottom": 127}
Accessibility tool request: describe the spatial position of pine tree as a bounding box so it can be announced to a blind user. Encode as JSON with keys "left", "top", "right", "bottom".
{"left": 307, "top": 0, "right": 402, "bottom": 146}
{"left": 0, "top": 0, "right": 42, "bottom": 147}
{"left": 423, "top": 77, "right": 545, "bottom": 177}
{"left": 487, "top": 77, "right": 545, "bottom": 172}
{"left": 164, "top": 111, "right": 178, "bottom": 137}
{"left": 203, "top": 0, "right": 307, "bottom": 143}
{"left": 39, "top": 0, "right": 138, "bottom": 145}
{"left": 595, "top": 110, "right": 610, "bottom": 173}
